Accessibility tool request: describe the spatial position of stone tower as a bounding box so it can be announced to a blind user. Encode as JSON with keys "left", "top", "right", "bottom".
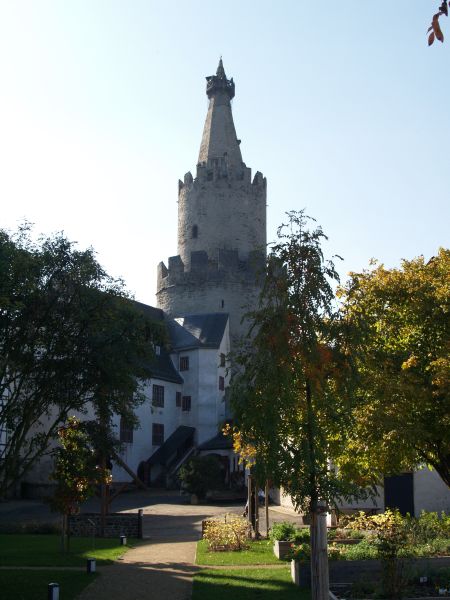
{"left": 156, "top": 60, "right": 267, "bottom": 343}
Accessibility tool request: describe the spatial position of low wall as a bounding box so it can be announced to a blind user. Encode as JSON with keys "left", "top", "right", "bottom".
{"left": 297, "top": 556, "right": 450, "bottom": 586}
{"left": 68, "top": 511, "right": 143, "bottom": 539}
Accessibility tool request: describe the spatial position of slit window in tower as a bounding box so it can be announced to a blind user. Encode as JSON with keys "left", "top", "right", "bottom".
{"left": 219, "top": 376, "right": 225, "bottom": 391}
{"left": 180, "top": 356, "right": 189, "bottom": 371}
{"left": 221, "top": 299, "right": 224, "bottom": 308}
{"left": 192, "top": 225, "right": 198, "bottom": 239}
{"left": 176, "top": 392, "right": 182, "bottom": 407}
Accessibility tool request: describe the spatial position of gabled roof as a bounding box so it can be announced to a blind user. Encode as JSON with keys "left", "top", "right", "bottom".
{"left": 167, "top": 313, "right": 229, "bottom": 351}
{"left": 132, "top": 300, "right": 183, "bottom": 384}
{"left": 147, "top": 426, "right": 196, "bottom": 466}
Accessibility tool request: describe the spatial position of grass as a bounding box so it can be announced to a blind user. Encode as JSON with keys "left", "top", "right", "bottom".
{"left": 0, "top": 569, "right": 97, "bottom": 600}
{"left": 0, "top": 534, "right": 135, "bottom": 567}
{"left": 196, "top": 539, "right": 283, "bottom": 566}
{"left": 192, "top": 567, "right": 311, "bottom": 599}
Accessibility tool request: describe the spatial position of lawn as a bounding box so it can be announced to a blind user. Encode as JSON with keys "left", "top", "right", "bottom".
{"left": 196, "top": 539, "right": 283, "bottom": 565}
{"left": 192, "top": 567, "right": 310, "bottom": 600}
{"left": 0, "top": 534, "right": 135, "bottom": 567}
{"left": 0, "top": 569, "right": 97, "bottom": 600}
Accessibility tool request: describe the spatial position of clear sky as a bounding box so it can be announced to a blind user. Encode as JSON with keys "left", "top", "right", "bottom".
{"left": 1, "top": 1, "right": 448, "bottom": 305}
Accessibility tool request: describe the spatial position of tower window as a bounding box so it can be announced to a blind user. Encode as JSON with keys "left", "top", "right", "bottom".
{"left": 182, "top": 396, "right": 192, "bottom": 412}
{"left": 192, "top": 225, "right": 198, "bottom": 239}
{"left": 176, "top": 391, "right": 182, "bottom": 407}
{"left": 221, "top": 299, "right": 224, "bottom": 308}
{"left": 180, "top": 356, "right": 189, "bottom": 371}
{"left": 219, "top": 376, "right": 225, "bottom": 391}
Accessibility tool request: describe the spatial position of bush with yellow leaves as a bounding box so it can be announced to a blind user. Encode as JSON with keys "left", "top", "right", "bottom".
{"left": 203, "top": 514, "right": 251, "bottom": 552}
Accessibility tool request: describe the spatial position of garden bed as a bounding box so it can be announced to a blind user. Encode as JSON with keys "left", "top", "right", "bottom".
{"left": 196, "top": 539, "right": 282, "bottom": 566}
{"left": 292, "top": 557, "right": 450, "bottom": 587}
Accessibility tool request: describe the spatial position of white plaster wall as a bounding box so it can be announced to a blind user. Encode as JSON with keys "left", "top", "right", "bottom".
{"left": 414, "top": 468, "right": 450, "bottom": 514}
{"left": 112, "top": 377, "right": 181, "bottom": 481}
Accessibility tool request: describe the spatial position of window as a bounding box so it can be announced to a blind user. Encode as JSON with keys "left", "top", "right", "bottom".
{"left": 176, "top": 392, "right": 182, "bottom": 407}
{"left": 220, "top": 353, "right": 226, "bottom": 367}
{"left": 155, "top": 345, "right": 161, "bottom": 356}
{"left": 152, "top": 423, "right": 164, "bottom": 446}
{"left": 120, "top": 417, "right": 133, "bottom": 443}
{"left": 152, "top": 384, "right": 164, "bottom": 407}
{"left": 219, "top": 376, "right": 225, "bottom": 391}
{"left": 192, "top": 225, "right": 198, "bottom": 239}
{"left": 179, "top": 356, "right": 189, "bottom": 371}
{"left": 221, "top": 299, "right": 225, "bottom": 308}
{"left": 182, "top": 396, "right": 191, "bottom": 412}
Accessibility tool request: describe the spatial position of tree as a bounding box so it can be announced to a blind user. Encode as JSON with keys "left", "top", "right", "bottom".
{"left": 337, "top": 249, "right": 450, "bottom": 488}
{"left": 231, "top": 211, "right": 365, "bottom": 600}
{"left": 49, "top": 417, "right": 109, "bottom": 552}
{"left": 428, "top": 1, "right": 450, "bottom": 45}
{"left": 178, "top": 455, "right": 223, "bottom": 500}
{"left": 0, "top": 225, "right": 162, "bottom": 496}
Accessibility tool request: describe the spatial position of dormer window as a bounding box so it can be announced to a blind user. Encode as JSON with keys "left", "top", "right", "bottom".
{"left": 192, "top": 225, "right": 198, "bottom": 239}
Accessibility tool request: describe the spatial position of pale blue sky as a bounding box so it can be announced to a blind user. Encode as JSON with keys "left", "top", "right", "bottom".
{"left": 0, "top": 1, "right": 448, "bottom": 304}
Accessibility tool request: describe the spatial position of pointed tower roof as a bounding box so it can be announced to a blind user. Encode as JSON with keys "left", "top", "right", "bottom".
{"left": 198, "top": 59, "right": 242, "bottom": 167}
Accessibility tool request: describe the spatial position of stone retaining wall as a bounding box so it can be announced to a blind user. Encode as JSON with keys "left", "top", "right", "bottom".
{"left": 68, "top": 511, "right": 143, "bottom": 539}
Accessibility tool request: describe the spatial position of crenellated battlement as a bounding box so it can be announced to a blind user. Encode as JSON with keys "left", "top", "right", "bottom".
{"left": 157, "top": 248, "right": 265, "bottom": 293}
{"left": 177, "top": 159, "right": 266, "bottom": 193}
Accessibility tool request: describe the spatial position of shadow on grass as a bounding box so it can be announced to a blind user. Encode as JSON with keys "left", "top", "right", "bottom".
{"left": 192, "top": 568, "right": 311, "bottom": 600}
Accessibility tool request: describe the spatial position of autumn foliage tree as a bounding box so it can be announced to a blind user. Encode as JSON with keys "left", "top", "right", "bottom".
{"left": 428, "top": 1, "right": 450, "bottom": 45}
{"left": 337, "top": 249, "right": 450, "bottom": 488}
{"left": 49, "top": 416, "right": 108, "bottom": 551}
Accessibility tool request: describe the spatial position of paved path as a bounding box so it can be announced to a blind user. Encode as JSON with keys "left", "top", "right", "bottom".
{"left": 77, "top": 501, "right": 244, "bottom": 600}
{"left": 1, "top": 490, "right": 304, "bottom": 599}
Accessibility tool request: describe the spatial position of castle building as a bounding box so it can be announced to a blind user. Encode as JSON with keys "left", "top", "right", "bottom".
{"left": 111, "top": 59, "right": 267, "bottom": 486}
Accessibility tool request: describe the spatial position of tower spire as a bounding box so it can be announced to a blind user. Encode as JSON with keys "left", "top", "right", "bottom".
{"left": 198, "top": 59, "right": 241, "bottom": 166}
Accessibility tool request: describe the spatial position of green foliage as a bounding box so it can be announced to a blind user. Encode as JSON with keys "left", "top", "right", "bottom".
{"left": 49, "top": 417, "right": 107, "bottom": 516}
{"left": 0, "top": 224, "right": 163, "bottom": 494}
{"left": 231, "top": 211, "right": 366, "bottom": 513}
{"left": 338, "top": 249, "right": 450, "bottom": 488}
{"left": 202, "top": 515, "right": 250, "bottom": 552}
{"left": 179, "top": 455, "right": 223, "bottom": 499}
{"left": 269, "top": 521, "right": 298, "bottom": 542}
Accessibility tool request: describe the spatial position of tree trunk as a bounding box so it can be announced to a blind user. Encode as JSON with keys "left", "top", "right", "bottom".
{"left": 247, "top": 473, "right": 254, "bottom": 535}
{"left": 254, "top": 480, "right": 260, "bottom": 539}
{"left": 310, "top": 505, "right": 329, "bottom": 600}
{"left": 265, "top": 480, "right": 270, "bottom": 539}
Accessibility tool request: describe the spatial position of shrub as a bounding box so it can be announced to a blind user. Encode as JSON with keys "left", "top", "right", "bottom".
{"left": 288, "top": 542, "right": 311, "bottom": 561}
{"left": 269, "top": 521, "right": 298, "bottom": 542}
{"left": 179, "top": 455, "right": 223, "bottom": 500}
{"left": 292, "top": 528, "right": 310, "bottom": 543}
{"left": 203, "top": 514, "right": 250, "bottom": 552}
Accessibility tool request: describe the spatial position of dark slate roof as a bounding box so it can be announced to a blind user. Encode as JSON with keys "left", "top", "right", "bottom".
{"left": 132, "top": 300, "right": 183, "bottom": 384}
{"left": 197, "top": 430, "right": 233, "bottom": 451}
{"left": 147, "top": 426, "right": 196, "bottom": 466}
{"left": 167, "top": 313, "right": 229, "bottom": 351}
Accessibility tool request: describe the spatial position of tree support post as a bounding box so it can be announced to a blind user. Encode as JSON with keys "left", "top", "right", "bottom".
{"left": 310, "top": 503, "right": 329, "bottom": 600}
